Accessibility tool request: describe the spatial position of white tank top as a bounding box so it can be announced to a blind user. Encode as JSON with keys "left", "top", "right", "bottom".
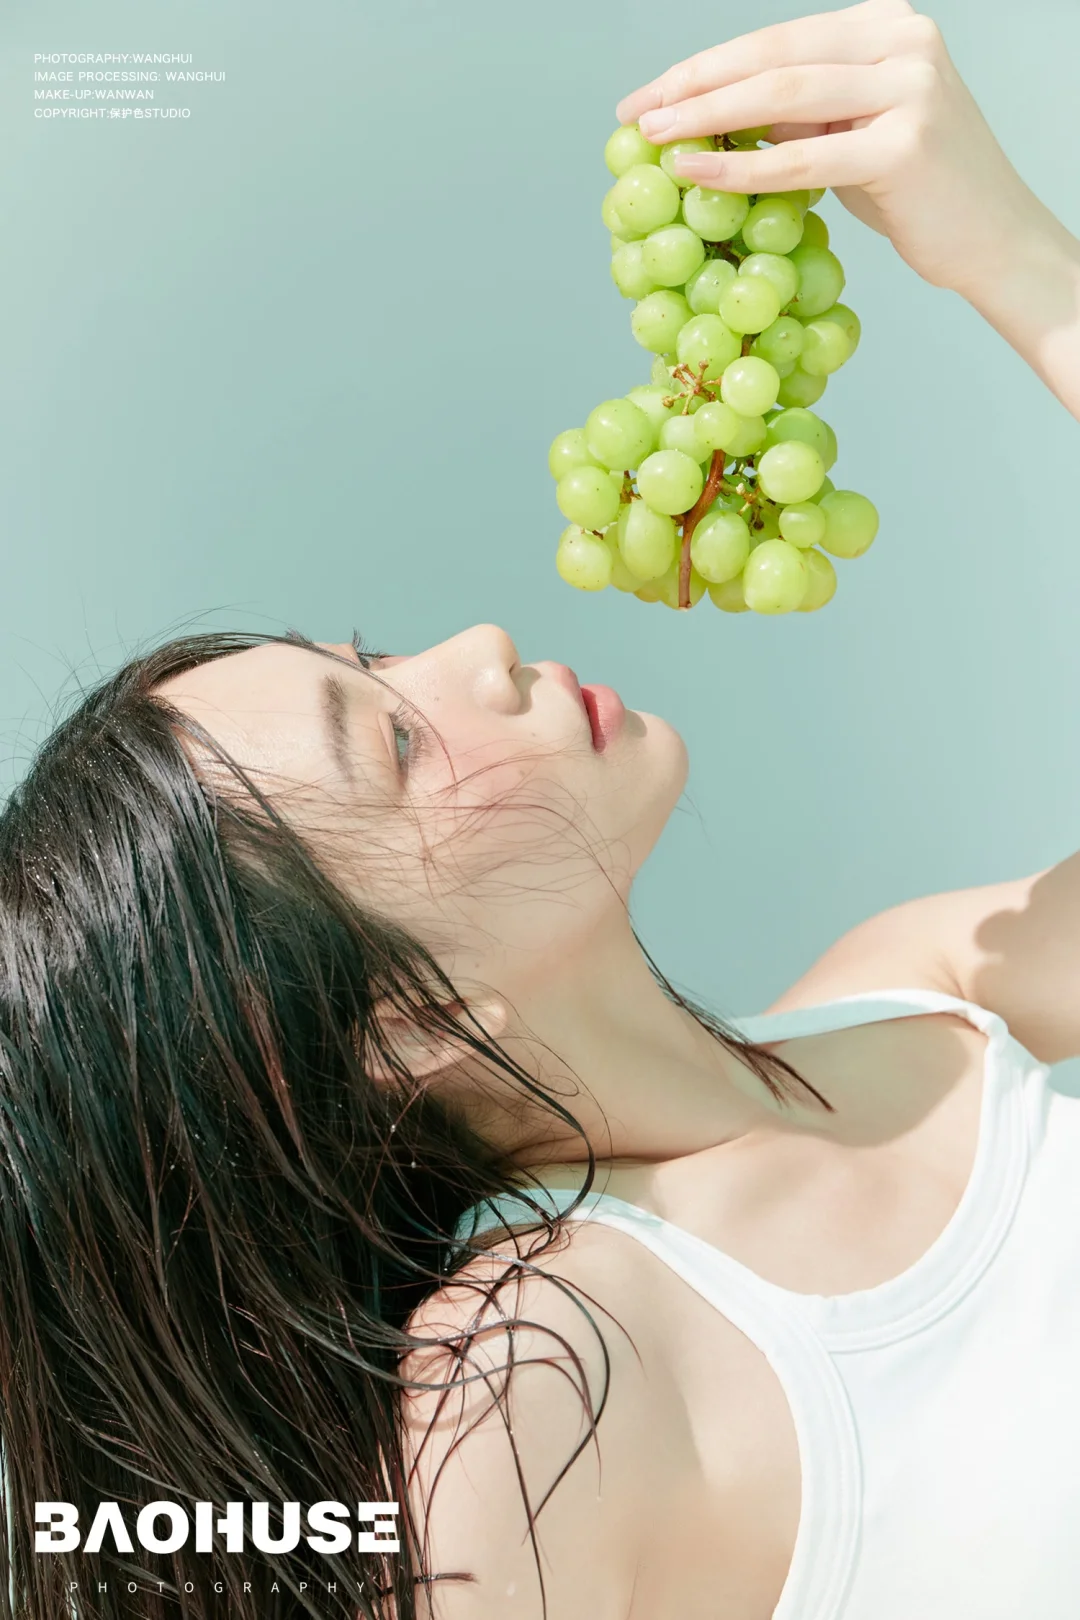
{"left": 451, "top": 989, "right": 1080, "bottom": 1619}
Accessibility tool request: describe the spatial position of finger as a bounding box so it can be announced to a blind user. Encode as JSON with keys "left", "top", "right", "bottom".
{"left": 670, "top": 128, "right": 876, "bottom": 195}
{"left": 615, "top": 0, "right": 914, "bottom": 125}
{"left": 769, "top": 120, "right": 857, "bottom": 139}
{"left": 636, "top": 62, "right": 899, "bottom": 145}
{"left": 768, "top": 121, "right": 831, "bottom": 140}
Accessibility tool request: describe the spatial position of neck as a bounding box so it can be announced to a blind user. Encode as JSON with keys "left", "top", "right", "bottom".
{"left": 496, "top": 908, "right": 778, "bottom": 1179}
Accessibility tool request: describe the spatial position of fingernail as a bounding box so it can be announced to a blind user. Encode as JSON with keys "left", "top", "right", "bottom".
{"left": 638, "top": 108, "right": 677, "bottom": 140}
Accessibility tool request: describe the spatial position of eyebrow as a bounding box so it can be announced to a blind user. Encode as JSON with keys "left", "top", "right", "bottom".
{"left": 320, "top": 673, "right": 355, "bottom": 782}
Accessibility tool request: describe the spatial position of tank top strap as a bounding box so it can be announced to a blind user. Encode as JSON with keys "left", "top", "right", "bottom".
{"left": 728, "top": 986, "right": 1008, "bottom": 1047}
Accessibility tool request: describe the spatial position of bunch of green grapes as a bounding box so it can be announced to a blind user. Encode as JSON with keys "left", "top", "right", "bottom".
{"left": 548, "top": 123, "right": 879, "bottom": 615}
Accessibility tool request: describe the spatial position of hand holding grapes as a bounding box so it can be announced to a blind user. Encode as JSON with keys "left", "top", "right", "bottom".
{"left": 616, "top": 0, "right": 1053, "bottom": 301}
{"left": 546, "top": 0, "right": 1080, "bottom": 615}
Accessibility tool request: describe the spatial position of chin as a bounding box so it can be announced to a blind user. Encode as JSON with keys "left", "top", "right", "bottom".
{"left": 635, "top": 710, "right": 689, "bottom": 792}
{"left": 619, "top": 711, "right": 689, "bottom": 857}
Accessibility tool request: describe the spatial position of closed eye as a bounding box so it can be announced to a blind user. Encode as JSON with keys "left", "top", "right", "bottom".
{"left": 347, "top": 633, "right": 426, "bottom": 779}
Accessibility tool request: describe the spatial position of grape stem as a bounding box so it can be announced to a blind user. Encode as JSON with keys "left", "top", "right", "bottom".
{"left": 665, "top": 360, "right": 718, "bottom": 414}
{"left": 677, "top": 449, "right": 727, "bottom": 609}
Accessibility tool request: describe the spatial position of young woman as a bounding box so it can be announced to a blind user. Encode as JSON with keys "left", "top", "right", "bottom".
{"left": 3, "top": 2, "right": 1080, "bottom": 1617}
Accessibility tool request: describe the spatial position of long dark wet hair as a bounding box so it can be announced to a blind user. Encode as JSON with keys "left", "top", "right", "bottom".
{"left": 0, "top": 628, "right": 826, "bottom": 1620}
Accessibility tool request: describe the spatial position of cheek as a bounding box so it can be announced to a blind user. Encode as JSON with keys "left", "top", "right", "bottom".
{"left": 349, "top": 723, "right": 688, "bottom": 965}
{"left": 391, "top": 758, "right": 625, "bottom": 958}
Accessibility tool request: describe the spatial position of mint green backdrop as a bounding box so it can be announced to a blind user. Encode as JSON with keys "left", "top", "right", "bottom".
{"left": 3, "top": 0, "right": 1078, "bottom": 1064}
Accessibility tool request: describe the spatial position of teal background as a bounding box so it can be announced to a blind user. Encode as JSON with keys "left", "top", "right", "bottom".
{"left": 3, "top": 0, "right": 1079, "bottom": 1056}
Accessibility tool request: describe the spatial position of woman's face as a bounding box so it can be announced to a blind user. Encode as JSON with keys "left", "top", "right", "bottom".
{"left": 157, "top": 624, "right": 688, "bottom": 996}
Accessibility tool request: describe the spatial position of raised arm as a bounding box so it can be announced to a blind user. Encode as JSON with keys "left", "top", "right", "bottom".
{"left": 616, "top": 0, "right": 1080, "bottom": 422}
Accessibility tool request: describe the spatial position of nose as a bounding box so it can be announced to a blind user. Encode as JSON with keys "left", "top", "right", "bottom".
{"left": 443, "top": 623, "right": 521, "bottom": 714}
{"left": 464, "top": 623, "right": 520, "bottom": 673}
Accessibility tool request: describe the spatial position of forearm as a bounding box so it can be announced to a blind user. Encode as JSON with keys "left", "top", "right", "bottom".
{"left": 959, "top": 201, "right": 1080, "bottom": 424}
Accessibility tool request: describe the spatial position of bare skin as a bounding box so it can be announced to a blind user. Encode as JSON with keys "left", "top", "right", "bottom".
{"left": 159, "top": 4, "right": 1080, "bottom": 1615}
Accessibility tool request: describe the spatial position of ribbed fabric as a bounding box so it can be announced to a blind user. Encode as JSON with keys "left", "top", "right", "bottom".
{"left": 452, "top": 989, "right": 1080, "bottom": 1618}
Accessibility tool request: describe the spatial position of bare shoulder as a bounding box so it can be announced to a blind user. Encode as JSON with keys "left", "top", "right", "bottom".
{"left": 762, "top": 887, "right": 970, "bottom": 1016}
{"left": 396, "top": 1218, "right": 664, "bottom": 1620}
{"left": 763, "top": 863, "right": 1080, "bottom": 1065}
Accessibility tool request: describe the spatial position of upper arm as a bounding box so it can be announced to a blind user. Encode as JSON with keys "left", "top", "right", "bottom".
{"left": 768, "top": 856, "right": 1080, "bottom": 1065}
{"left": 395, "top": 1229, "right": 647, "bottom": 1620}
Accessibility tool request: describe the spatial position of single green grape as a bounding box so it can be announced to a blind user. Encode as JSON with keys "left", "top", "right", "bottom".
{"left": 602, "top": 189, "right": 625, "bottom": 235}
{"left": 738, "top": 251, "right": 800, "bottom": 309}
{"left": 602, "top": 526, "right": 645, "bottom": 592}
{"left": 625, "top": 383, "right": 681, "bottom": 437}
{"left": 724, "top": 412, "right": 767, "bottom": 456}
{"left": 548, "top": 428, "right": 603, "bottom": 481}
{"left": 611, "top": 241, "right": 660, "bottom": 301}
{"left": 690, "top": 509, "right": 751, "bottom": 583}
{"left": 728, "top": 125, "right": 771, "bottom": 145}
{"left": 821, "top": 421, "right": 838, "bottom": 470}
{"left": 757, "top": 440, "right": 827, "bottom": 504}
{"left": 660, "top": 139, "right": 718, "bottom": 186}
{"left": 709, "top": 574, "right": 750, "bottom": 613}
{"left": 809, "top": 475, "right": 836, "bottom": 505}
{"left": 681, "top": 186, "right": 751, "bottom": 241}
{"left": 604, "top": 125, "right": 663, "bottom": 177}
{"left": 632, "top": 290, "right": 694, "bottom": 353}
{"left": 741, "top": 198, "right": 805, "bottom": 255}
{"left": 585, "top": 398, "right": 656, "bottom": 469}
{"left": 799, "top": 211, "right": 830, "bottom": 250}
{"left": 776, "top": 366, "right": 828, "bottom": 407}
{"left": 694, "top": 400, "right": 744, "bottom": 454}
{"left": 800, "top": 319, "right": 854, "bottom": 377}
{"left": 807, "top": 188, "right": 826, "bottom": 206}
{"left": 556, "top": 526, "right": 614, "bottom": 591}
{"left": 556, "top": 465, "right": 623, "bottom": 529}
{"left": 742, "top": 539, "right": 809, "bottom": 614}
{"left": 675, "top": 313, "right": 742, "bottom": 379}
{"left": 618, "top": 499, "right": 678, "bottom": 580}
{"left": 718, "top": 276, "right": 782, "bottom": 336}
{"left": 778, "top": 501, "right": 827, "bottom": 548}
{"left": 819, "top": 490, "right": 880, "bottom": 558}
{"left": 611, "top": 164, "right": 682, "bottom": 233}
{"left": 642, "top": 224, "right": 707, "bottom": 287}
{"left": 751, "top": 316, "right": 806, "bottom": 372}
{"left": 637, "top": 449, "right": 705, "bottom": 515}
{"left": 764, "top": 408, "right": 833, "bottom": 467}
{"left": 684, "top": 258, "right": 738, "bottom": 315}
{"left": 659, "top": 413, "right": 711, "bottom": 462}
{"left": 797, "top": 547, "right": 838, "bottom": 611}
{"left": 786, "top": 245, "right": 846, "bottom": 318}
{"left": 819, "top": 302, "right": 862, "bottom": 353}
{"left": 652, "top": 558, "right": 708, "bottom": 609}
{"left": 720, "top": 356, "right": 781, "bottom": 417}
{"left": 773, "top": 190, "right": 811, "bottom": 214}
{"left": 751, "top": 350, "right": 795, "bottom": 379}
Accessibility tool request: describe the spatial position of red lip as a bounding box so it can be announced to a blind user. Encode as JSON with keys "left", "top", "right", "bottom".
{"left": 539, "top": 663, "right": 625, "bottom": 752}
{"left": 580, "top": 684, "right": 625, "bottom": 752}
